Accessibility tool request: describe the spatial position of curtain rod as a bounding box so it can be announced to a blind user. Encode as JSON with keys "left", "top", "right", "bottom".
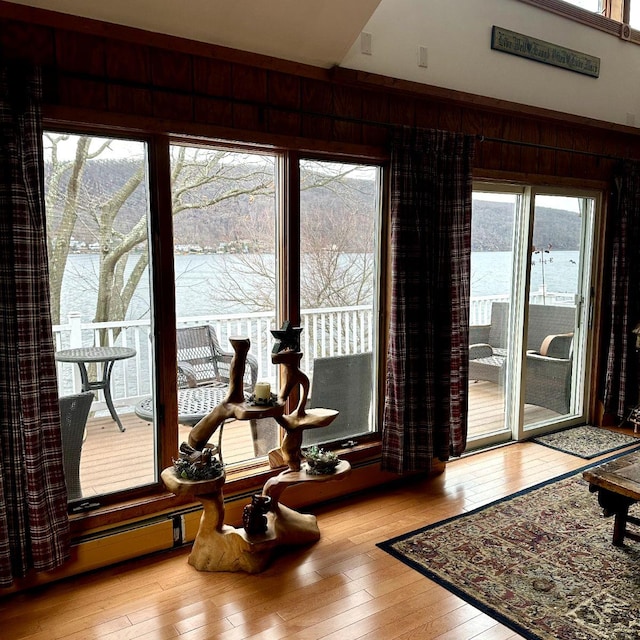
{"left": 475, "top": 134, "right": 624, "bottom": 162}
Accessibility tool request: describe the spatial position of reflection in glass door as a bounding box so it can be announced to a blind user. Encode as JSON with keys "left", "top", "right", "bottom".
{"left": 468, "top": 186, "right": 597, "bottom": 449}
{"left": 520, "top": 193, "right": 595, "bottom": 436}
{"left": 467, "top": 190, "right": 518, "bottom": 446}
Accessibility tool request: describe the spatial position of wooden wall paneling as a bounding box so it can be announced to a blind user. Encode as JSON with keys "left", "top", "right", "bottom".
{"left": 267, "top": 71, "right": 301, "bottom": 137}
{"left": 231, "top": 63, "right": 268, "bottom": 103}
{"left": 438, "top": 104, "right": 462, "bottom": 133}
{"left": 414, "top": 98, "right": 440, "bottom": 130}
{"left": 606, "top": 129, "right": 636, "bottom": 162}
{"left": 150, "top": 48, "right": 193, "bottom": 92}
{"left": 461, "top": 109, "right": 484, "bottom": 167}
{"left": 555, "top": 126, "right": 575, "bottom": 177}
{"left": 388, "top": 94, "right": 416, "bottom": 128}
{"left": 301, "top": 78, "right": 333, "bottom": 115}
{"left": 360, "top": 122, "right": 389, "bottom": 148}
{"left": 569, "top": 128, "right": 596, "bottom": 179}
{"left": 499, "top": 116, "right": 522, "bottom": 173}
{"left": 361, "top": 89, "right": 390, "bottom": 147}
{"left": 362, "top": 89, "right": 390, "bottom": 126}
{"left": 232, "top": 102, "right": 267, "bottom": 132}
{"left": 107, "top": 84, "right": 153, "bottom": 116}
{"left": 301, "top": 78, "right": 333, "bottom": 140}
{"left": 55, "top": 30, "right": 105, "bottom": 77}
{"left": 476, "top": 112, "right": 504, "bottom": 172}
{"left": 193, "top": 96, "right": 233, "bottom": 128}
{"left": 301, "top": 113, "right": 333, "bottom": 141}
{"left": 58, "top": 76, "right": 107, "bottom": 111}
{"left": 267, "top": 107, "right": 301, "bottom": 136}
{"left": 519, "top": 119, "right": 541, "bottom": 175}
{"left": 332, "top": 85, "right": 363, "bottom": 144}
{"left": 537, "top": 122, "right": 557, "bottom": 176}
{"left": 151, "top": 89, "right": 193, "bottom": 122}
{"left": 268, "top": 71, "right": 300, "bottom": 110}
{"left": 0, "top": 18, "right": 54, "bottom": 65}
{"left": 105, "top": 40, "right": 151, "bottom": 85}
{"left": 192, "top": 57, "right": 232, "bottom": 97}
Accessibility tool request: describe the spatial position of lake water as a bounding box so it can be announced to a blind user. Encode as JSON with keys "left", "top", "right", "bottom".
{"left": 58, "top": 251, "right": 581, "bottom": 323}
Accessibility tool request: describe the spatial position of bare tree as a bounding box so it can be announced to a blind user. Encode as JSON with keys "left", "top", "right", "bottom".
{"left": 44, "top": 137, "right": 275, "bottom": 341}
{"left": 208, "top": 161, "right": 377, "bottom": 313}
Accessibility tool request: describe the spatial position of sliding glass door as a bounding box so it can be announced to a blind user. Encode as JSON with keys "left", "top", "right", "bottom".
{"left": 468, "top": 185, "right": 598, "bottom": 449}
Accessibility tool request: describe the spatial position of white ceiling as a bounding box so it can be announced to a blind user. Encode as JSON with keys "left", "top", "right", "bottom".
{"left": 5, "top": 0, "right": 382, "bottom": 68}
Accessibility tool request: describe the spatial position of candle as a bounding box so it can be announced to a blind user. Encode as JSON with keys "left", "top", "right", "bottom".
{"left": 254, "top": 381, "right": 271, "bottom": 402}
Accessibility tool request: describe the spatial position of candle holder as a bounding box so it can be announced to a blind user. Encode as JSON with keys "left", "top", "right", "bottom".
{"left": 249, "top": 392, "right": 278, "bottom": 406}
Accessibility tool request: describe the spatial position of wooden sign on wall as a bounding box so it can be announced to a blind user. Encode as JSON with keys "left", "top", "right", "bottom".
{"left": 491, "top": 26, "right": 600, "bottom": 78}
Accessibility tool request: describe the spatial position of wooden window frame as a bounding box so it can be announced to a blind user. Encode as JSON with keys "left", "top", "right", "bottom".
{"left": 516, "top": 0, "right": 640, "bottom": 42}
{"left": 44, "top": 122, "right": 385, "bottom": 533}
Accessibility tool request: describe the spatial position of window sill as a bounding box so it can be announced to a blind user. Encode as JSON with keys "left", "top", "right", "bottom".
{"left": 69, "top": 439, "right": 382, "bottom": 537}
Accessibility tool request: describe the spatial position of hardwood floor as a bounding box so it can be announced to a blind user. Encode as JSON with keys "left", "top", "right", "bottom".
{"left": 3, "top": 436, "right": 638, "bottom": 640}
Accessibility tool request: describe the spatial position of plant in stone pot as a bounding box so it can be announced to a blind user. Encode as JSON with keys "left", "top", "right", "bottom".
{"left": 302, "top": 445, "right": 340, "bottom": 475}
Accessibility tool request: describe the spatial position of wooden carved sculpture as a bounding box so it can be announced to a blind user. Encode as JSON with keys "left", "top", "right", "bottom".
{"left": 161, "top": 323, "right": 349, "bottom": 574}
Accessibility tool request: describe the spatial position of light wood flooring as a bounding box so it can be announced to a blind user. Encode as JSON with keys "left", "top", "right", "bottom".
{"left": 3, "top": 431, "right": 639, "bottom": 639}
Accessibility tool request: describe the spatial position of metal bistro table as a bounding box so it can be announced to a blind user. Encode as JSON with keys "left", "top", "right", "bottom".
{"left": 135, "top": 386, "right": 279, "bottom": 457}
{"left": 135, "top": 386, "right": 235, "bottom": 427}
{"left": 55, "top": 346, "right": 136, "bottom": 432}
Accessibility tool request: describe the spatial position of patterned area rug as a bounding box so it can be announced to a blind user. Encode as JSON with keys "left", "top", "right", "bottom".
{"left": 532, "top": 425, "right": 639, "bottom": 458}
{"left": 378, "top": 460, "right": 640, "bottom": 640}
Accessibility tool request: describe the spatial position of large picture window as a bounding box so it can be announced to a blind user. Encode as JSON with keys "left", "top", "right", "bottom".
{"left": 45, "top": 132, "right": 383, "bottom": 507}
{"left": 45, "top": 133, "right": 154, "bottom": 504}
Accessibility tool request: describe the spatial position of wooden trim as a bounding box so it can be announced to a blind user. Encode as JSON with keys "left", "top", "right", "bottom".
{"left": 147, "top": 134, "right": 179, "bottom": 471}
{"left": 331, "top": 67, "right": 640, "bottom": 141}
{"left": 43, "top": 105, "right": 388, "bottom": 162}
{"left": 474, "top": 168, "right": 609, "bottom": 191}
{"left": 68, "top": 440, "right": 382, "bottom": 535}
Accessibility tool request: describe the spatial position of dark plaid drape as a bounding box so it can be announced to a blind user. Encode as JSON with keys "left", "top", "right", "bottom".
{"left": 0, "top": 62, "right": 70, "bottom": 586}
{"left": 604, "top": 161, "right": 640, "bottom": 420}
{"left": 382, "top": 127, "right": 474, "bottom": 474}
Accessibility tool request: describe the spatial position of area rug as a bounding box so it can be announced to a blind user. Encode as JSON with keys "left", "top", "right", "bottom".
{"left": 531, "top": 424, "right": 639, "bottom": 458}
{"left": 378, "top": 459, "right": 640, "bottom": 640}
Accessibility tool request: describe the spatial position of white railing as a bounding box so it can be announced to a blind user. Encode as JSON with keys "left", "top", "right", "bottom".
{"left": 53, "top": 291, "right": 573, "bottom": 410}
{"left": 53, "top": 305, "right": 375, "bottom": 410}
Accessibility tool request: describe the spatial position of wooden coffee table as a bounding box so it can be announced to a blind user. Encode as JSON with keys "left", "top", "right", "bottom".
{"left": 583, "top": 449, "right": 640, "bottom": 546}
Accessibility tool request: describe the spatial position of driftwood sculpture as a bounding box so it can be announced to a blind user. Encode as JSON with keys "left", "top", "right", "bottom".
{"left": 161, "top": 323, "right": 349, "bottom": 574}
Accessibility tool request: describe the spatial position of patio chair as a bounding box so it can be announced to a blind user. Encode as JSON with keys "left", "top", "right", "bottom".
{"left": 176, "top": 324, "right": 258, "bottom": 392}
{"left": 176, "top": 324, "right": 268, "bottom": 456}
{"left": 59, "top": 391, "right": 94, "bottom": 501}
{"left": 302, "top": 352, "right": 373, "bottom": 447}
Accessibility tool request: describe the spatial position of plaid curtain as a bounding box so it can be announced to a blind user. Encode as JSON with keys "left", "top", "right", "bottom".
{"left": 382, "top": 127, "right": 475, "bottom": 474}
{"left": 0, "top": 62, "right": 70, "bottom": 586}
{"left": 603, "top": 161, "right": 640, "bottom": 420}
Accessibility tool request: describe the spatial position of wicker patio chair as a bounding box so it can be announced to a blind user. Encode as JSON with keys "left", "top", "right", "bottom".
{"left": 59, "top": 391, "right": 94, "bottom": 501}
{"left": 302, "top": 352, "right": 373, "bottom": 447}
{"left": 176, "top": 324, "right": 258, "bottom": 392}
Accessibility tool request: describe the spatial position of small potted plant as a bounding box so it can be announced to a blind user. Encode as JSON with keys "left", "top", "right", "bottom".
{"left": 302, "top": 445, "right": 340, "bottom": 475}
{"left": 172, "top": 442, "right": 224, "bottom": 481}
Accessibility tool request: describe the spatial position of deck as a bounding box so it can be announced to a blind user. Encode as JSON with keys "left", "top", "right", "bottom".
{"left": 75, "top": 380, "right": 558, "bottom": 500}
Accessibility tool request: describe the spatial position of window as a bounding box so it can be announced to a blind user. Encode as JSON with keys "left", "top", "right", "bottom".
{"left": 298, "top": 159, "right": 379, "bottom": 447}
{"left": 45, "top": 132, "right": 383, "bottom": 506}
{"left": 518, "top": 0, "right": 632, "bottom": 37}
{"left": 45, "top": 133, "right": 155, "bottom": 502}
{"left": 468, "top": 184, "right": 599, "bottom": 451}
{"left": 563, "top": 0, "right": 604, "bottom": 12}
{"left": 169, "top": 144, "right": 279, "bottom": 465}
